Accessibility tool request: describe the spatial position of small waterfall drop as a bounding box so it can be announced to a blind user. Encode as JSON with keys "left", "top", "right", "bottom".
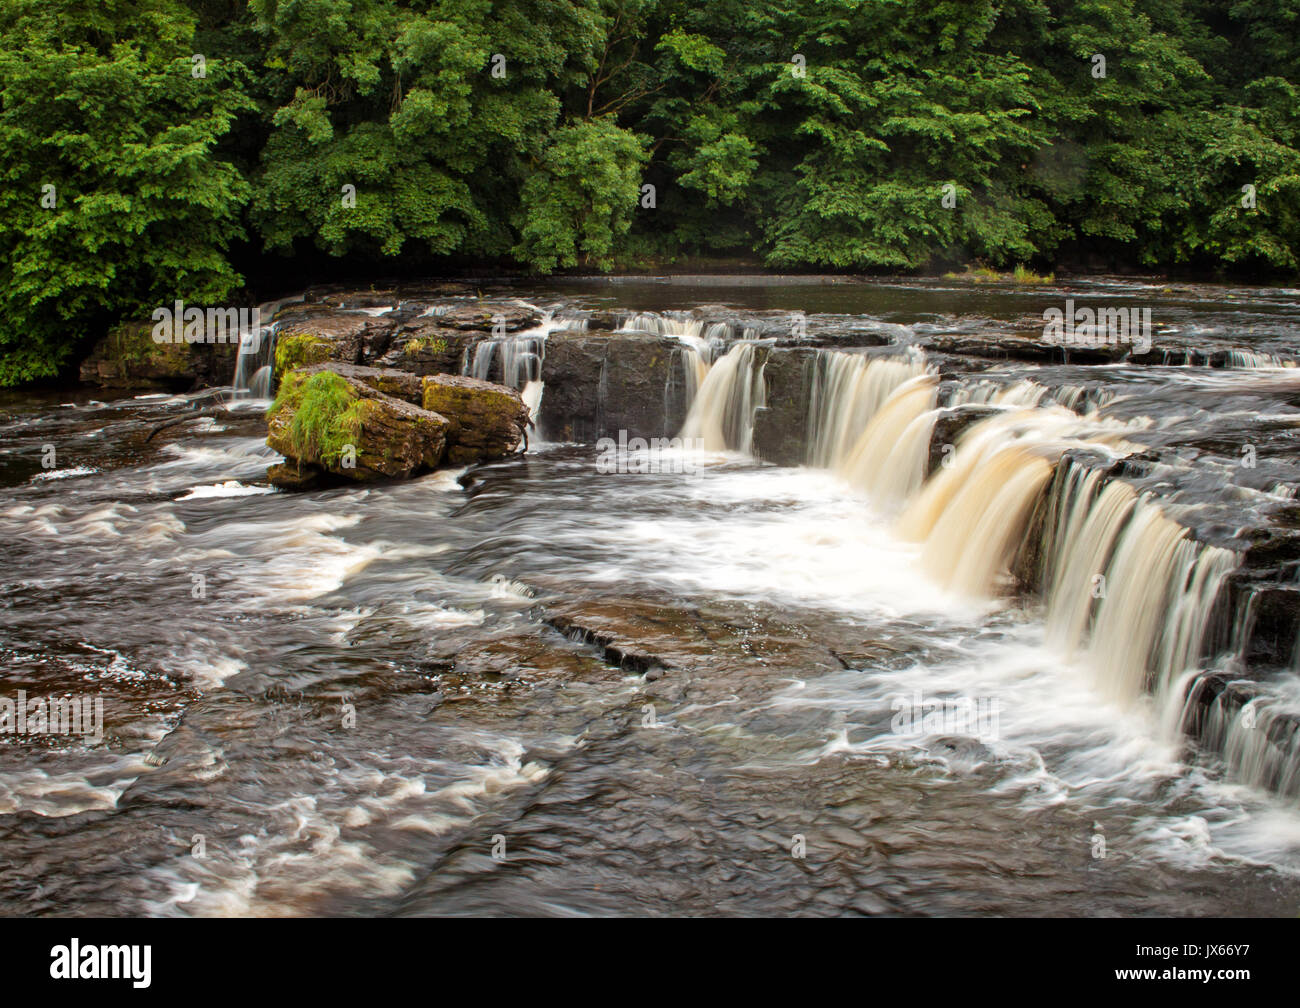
{"left": 894, "top": 409, "right": 1059, "bottom": 597}
{"left": 679, "top": 343, "right": 766, "bottom": 453}
{"left": 832, "top": 374, "right": 939, "bottom": 511}
{"left": 1039, "top": 458, "right": 1239, "bottom": 709}
{"left": 465, "top": 310, "right": 555, "bottom": 428}
{"left": 1194, "top": 687, "right": 1300, "bottom": 798}
{"left": 231, "top": 294, "right": 304, "bottom": 399}
{"left": 805, "top": 350, "right": 929, "bottom": 469}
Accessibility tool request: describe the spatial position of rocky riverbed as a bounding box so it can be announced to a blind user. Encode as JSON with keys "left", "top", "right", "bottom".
{"left": 3, "top": 274, "right": 1298, "bottom": 916}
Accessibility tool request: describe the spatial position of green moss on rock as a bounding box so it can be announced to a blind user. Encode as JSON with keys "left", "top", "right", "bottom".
{"left": 274, "top": 333, "right": 333, "bottom": 382}
{"left": 78, "top": 321, "right": 194, "bottom": 387}
{"left": 268, "top": 370, "right": 364, "bottom": 467}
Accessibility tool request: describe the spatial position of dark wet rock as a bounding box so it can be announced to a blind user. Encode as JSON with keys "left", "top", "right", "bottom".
{"left": 1220, "top": 577, "right": 1300, "bottom": 668}
{"left": 547, "top": 612, "right": 666, "bottom": 677}
{"left": 420, "top": 374, "right": 531, "bottom": 464}
{"left": 79, "top": 320, "right": 236, "bottom": 390}
{"left": 539, "top": 329, "right": 690, "bottom": 442}
{"left": 1244, "top": 584, "right": 1300, "bottom": 666}
{"left": 926, "top": 405, "right": 1002, "bottom": 477}
{"left": 373, "top": 322, "right": 475, "bottom": 376}
{"left": 266, "top": 461, "right": 326, "bottom": 491}
{"left": 770, "top": 321, "right": 899, "bottom": 349}
{"left": 543, "top": 605, "right": 681, "bottom": 677}
{"left": 752, "top": 347, "right": 815, "bottom": 466}
{"left": 1222, "top": 519, "right": 1300, "bottom": 666}
{"left": 921, "top": 332, "right": 1129, "bottom": 365}
{"left": 1237, "top": 515, "right": 1300, "bottom": 577}
{"left": 553, "top": 310, "right": 621, "bottom": 332}
{"left": 430, "top": 300, "right": 541, "bottom": 332}
{"left": 535, "top": 593, "right": 848, "bottom": 687}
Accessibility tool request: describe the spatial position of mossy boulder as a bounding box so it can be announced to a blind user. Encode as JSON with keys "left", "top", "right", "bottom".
{"left": 374, "top": 324, "right": 469, "bottom": 376}
{"left": 291, "top": 362, "right": 424, "bottom": 403}
{"left": 421, "top": 374, "right": 532, "bottom": 464}
{"left": 273, "top": 333, "right": 333, "bottom": 382}
{"left": 266, "top": 368, "right": 449, "bottom": 486}
{"left": 272, "top": 307, "right": 399, "bottom": 366}
{"left": 78, "top": 321, "right": 236, "bottom": 389}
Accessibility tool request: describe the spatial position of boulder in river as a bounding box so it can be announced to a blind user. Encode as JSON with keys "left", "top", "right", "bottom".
{"left": 270, "top": 307, "right": 396, "bottom": 379}
{"left": 539, "top": 328, "right": 692, "bottom": 442}
{"left": 266, "top": 364, "right": 532, "bottom": 487}
{"left": 751, "top": 346, "right": 812, "bottom": 466}
{"left": 266, "top": 367, "right": 449, "bottom": 485}
{"left": 79, "top": 320, "right": 236, "bottom": 390}
{"left": 420, "top": 374, "right": 532, "bottom": 465}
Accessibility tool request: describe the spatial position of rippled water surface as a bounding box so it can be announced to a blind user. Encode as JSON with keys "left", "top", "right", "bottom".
{"left": 4, "top": 279, "right": 1300, "bottom": 916}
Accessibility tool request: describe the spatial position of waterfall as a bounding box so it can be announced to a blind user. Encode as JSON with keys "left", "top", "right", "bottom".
{"left": 1227, "top": 349, "right": 1296, "bottom": 369}
{"left": 1040, "top": 457, "right": 1239, "bottom": 709}
{"left": 676, "top": 343, "right": 764, "bottom": 452}
{"left": 679, "top": 343, "right": 766, "bottom": 453}
{"left": 465, "top": 311, "right": 554, "bottom": 427}
{"left": 231, "top": 294, "right": 304, "bottom": 398}
{"left": 231, "top": 330, "right": 276, "bottom": 399}
{"left": 805, "top": 350, "right": 929, "bottom": 469}
{"left": 670, "top": 340, "right": 1237, "bottom": 714}
{"left": 1194, "top": 688, "right": 1300, "bottom": 798}
{"left": 832, "top": 374, "right": 939, "bottom": 511}
{"left": 895, "top": 410, "right": 1057, "bottom": 597}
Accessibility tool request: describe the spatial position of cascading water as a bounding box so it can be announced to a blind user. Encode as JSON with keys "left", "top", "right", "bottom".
{"left": 465, "top": 310, "right": 555, "bottom": 428}
{"left": 15, "top": 278, "right": 1300, "bottom": 915}
{"left": 1039, "top": 458, "right": 1239, "bottom": 709}
{"left": 679, "top": 342, "right": 766, "bottom": 453}
{"left": 831, "top": 373, "right": 939, "bottom": 512}
{"left": 805, "top": 350, "right": 929, "bottom": 469}
{"left": 1193, "top": 684, "right": 1300, "bottom": 798}
{"left": 677, "top": 336, "right": 1264, "bottom": 788}
{"left": 230, "top": 294, "right": 305, "bottom": 399}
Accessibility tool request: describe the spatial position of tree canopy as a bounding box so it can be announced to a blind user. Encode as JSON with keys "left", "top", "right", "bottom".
{"left": 3, "top": 0, "right": 1300, "bottom": 382}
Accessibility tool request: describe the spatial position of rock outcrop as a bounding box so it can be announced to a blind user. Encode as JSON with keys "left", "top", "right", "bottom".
{"left": 421, "top": 374, "right": 532, "bottom": 465}
{"left": 539, "top": 328, "right": 692, "bottom": 442}
{"left": 266, "top": 363, "right": 530, "bottom": 488}
{"left": 79, "top": 321, "right": 237, "bottom": 390}
{"left": 266, "top": 367, "right": 449, "bottom": 485}
{"left": 751, "top": 347, "right": 813, "bottom": 466}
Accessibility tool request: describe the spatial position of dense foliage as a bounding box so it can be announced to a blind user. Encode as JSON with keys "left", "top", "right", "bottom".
{"left": 3, "top": 0, "right": 1300, "bottom": 381}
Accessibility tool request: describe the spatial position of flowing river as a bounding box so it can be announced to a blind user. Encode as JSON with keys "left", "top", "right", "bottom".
{"left": 3, "top": 277, "right": 1300, "bottom": 916}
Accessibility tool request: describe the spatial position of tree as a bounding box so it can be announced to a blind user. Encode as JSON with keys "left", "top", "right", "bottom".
{"left": 0, "top": 0, "right": 250, "bottom": 382}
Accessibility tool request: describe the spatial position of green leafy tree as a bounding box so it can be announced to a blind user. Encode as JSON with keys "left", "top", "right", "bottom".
{"left": 513, "top": 117, "right": 648, "bottom": 270}
{"left": 0, "top": 0, "right": 251, "bottom": 383}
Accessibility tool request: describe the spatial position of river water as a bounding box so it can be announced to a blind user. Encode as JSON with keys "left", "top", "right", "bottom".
{"left": 3, "top": 277, "right": 1300, "bottom": 916}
